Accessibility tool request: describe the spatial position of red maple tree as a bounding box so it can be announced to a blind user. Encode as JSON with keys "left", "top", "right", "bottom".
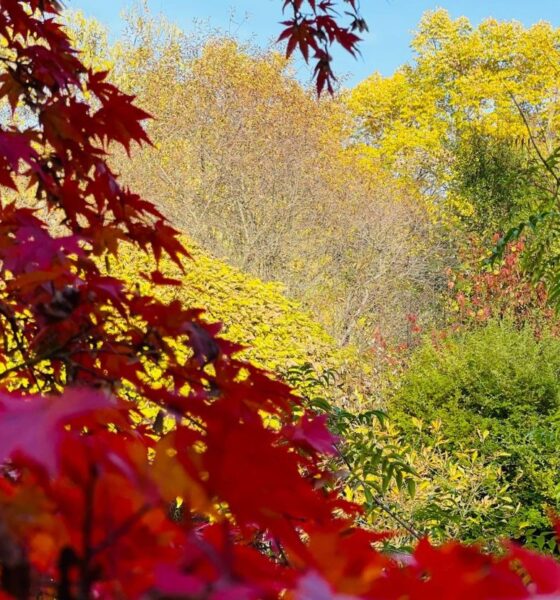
{"left": 0, "top": 1, "right": 557, "bottom": 598}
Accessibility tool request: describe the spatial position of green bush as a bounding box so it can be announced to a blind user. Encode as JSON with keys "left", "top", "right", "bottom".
{"left": 390, "top": 320, "right": 560, "bottom": 549}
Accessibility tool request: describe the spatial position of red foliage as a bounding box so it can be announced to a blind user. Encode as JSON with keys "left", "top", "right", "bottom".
{"left": 450, "top": 239, "right": 559, "bottom": 335}
{"left": 279, "top": 0, "right": 366, "bottom": 94}
{"left": 0, "top": 1, "right": 557, "bottom": 598}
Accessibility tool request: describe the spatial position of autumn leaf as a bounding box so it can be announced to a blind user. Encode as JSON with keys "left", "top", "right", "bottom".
{"left": 0, "top": 389, "right": 121, "bottom": 475}
{"left": 284, "top": 413, "right": 338, "bottom": 455}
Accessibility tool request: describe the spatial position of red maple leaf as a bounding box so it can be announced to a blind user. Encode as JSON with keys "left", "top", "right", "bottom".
{"left": 284, "top": 413, "right": 338, "bottom": 455}
{"left": 0, "top": 388, "right": 122, "bottom": 475}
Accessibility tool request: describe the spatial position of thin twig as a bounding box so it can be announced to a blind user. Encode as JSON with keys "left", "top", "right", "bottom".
{"left": 91, "top": 503, "right": 151, "bottom": 558}
{"left": 508, "top": 91, "right": 560, "bottom": 195}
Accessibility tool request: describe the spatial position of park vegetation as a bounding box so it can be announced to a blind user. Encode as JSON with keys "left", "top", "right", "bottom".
{"left": 1, "top": 0, "right": 560, "bottom": 597}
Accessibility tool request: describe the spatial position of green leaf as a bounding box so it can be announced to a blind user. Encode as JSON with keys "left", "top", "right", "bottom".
{"left": 406, "top": 477, "right": 416, "bottom": 498}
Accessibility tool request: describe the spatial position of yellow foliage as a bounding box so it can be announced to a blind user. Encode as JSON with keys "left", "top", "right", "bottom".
{"left": 112, "top": 240, "right": 352, "bottom": 380}
{"left": 347, "top": 9, "right": 560, "bottom": 223}
{"left": 64, "top": 10, "right": 112, "bottom": 73}
{"left": 65, "top": 6, "right": 443, "bottom": 348}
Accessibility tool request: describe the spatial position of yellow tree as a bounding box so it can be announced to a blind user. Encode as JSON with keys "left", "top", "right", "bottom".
{"left": 67, "top": 6, "right": 444, "bottom": 349}
{"left": 348, "top": 9, "right": 560, "bottom": 229}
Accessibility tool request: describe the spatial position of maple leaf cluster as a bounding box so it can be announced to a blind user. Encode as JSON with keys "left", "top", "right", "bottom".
{"left": 278, "top": 0, "right": 366, "bottom": 94}
{"left": 0, "top": 1, "right": 557, "bottom": 598}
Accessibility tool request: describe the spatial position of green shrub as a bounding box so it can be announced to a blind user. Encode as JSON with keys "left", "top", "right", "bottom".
{"left": 390, "top": 320, "right": 560, "bottom": 549}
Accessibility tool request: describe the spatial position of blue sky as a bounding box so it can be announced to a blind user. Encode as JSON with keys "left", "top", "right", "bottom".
{"left": 68, "top": 1, "right": 560, "bottom": 86}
